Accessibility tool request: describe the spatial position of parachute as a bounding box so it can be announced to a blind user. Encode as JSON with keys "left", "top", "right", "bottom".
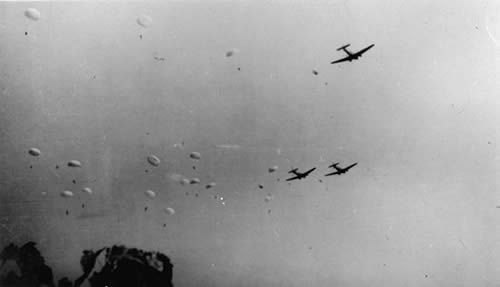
{"left": 189, "top": 178, "right": 200, "bottom": 185}
{"left": 28, "top": 148, "right": 41, "bottom": 156}
{"left": 68, "top": 160, "right": 82, "bottom": 167}
{"left": 268, "top": 165, "right": 278, "bottom": 173}
{"left": 82, "top": 187, "right": 92, "bottom": 194}
{"left": 180, "top": 178, "right": 190, "bottom": 186}
{"left": 144, "top": 190, "right": 156, "bottom": 198}
{"left": 189, "top": 152, "right": 201, "bottom": 160}
{"left": 164, "top": 207, "right": 175, "bottom": 215}
{"left": 205, "top": 182, "right": 216, "bottom": 189}
{"left": 137, "top": 15, "right": 152, "bottom": 28}
{"left": 225, "top": 48, "right": 240, "bottom": 57}
{"left": 61, "top": 190, "right": 74, "bottom": 198}
{"left": 147, "top": 155, "right": 161, "bottom": 167}
{"left": 24, "top": 8, "right": 40, "bottom": 21}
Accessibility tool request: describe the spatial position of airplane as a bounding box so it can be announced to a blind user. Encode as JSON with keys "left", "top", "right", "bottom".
{"left": 325, "top": 162, "right": 357, "bottom": 176}
{"left": 286, "top": 167, "right": 316, "bottom": 181}
{"left": 330, "top": 44, "right": 374, "bottom": 64}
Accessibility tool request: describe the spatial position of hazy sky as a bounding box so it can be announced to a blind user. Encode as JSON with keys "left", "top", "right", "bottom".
{"left": 1, "top": 1, "right": 499, "bottom": 286}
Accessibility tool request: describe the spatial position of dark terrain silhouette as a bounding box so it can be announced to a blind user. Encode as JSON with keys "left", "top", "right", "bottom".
{"left": 0, "top": 242, "right": 55, "bottom": 287}
{"left": 79, "top": 245, "right": 173, "bottom": 287}
{"left": 0, "top": 242, "right": 174, "bottom": 287}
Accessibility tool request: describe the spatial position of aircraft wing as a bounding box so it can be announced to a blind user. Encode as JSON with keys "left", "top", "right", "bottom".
{"left": 345, "top": 163, "right": 358, "bottom": 170}
{"left": 354, "top": 44, "right": 374, "bottom": 57}
{"left": 330, "top": 56, "right": 352, "bottom": 64}
{"left": 324, "top": 171, "right": 341, "bottom": 176}
{"left": 304, "top": 167, "right": 316, "bottom": 175}
{"left": 285, "top": 175, "right": 301, "bottom": 181}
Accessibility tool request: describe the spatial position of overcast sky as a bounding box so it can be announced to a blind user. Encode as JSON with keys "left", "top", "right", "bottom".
{"left": 1, "top": 1, "right": 499, "bottom": 286}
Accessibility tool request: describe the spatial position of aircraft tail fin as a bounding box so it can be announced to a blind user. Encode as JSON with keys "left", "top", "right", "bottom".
{"left": 337, "top": 44, "right": 350, "bottom": 51}
{"left": 329, "top": 162, "right": 340, "bottom": 168}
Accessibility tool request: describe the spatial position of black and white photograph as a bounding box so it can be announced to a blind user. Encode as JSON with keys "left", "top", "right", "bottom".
{"left": 0, "top": 1, "right": 499, "bottom": 286}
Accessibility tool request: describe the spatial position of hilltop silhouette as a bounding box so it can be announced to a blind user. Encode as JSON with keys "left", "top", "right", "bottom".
{"left": 0, "top": 242, "right": 55, "bottom": 287}
{"left": 0, "top": 242, "right": 174, "bottom": 287}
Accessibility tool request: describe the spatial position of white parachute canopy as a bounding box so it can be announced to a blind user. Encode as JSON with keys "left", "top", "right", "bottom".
{"left": 225, "top": 48, "right": 240, "bottom": 57}
{"left": 268, "top": 165, "right": 278, "bottom": 173}
{"left": 61, "top": 190, "right": 74, "bottom": 198}
{"left": 68, "top": 160, "right": 82, "bottom": 167}
{"left": 28, "top": 148, "right": 41, "bottom": 156}
{"left": 164, "top": 207, "right": 175, "bottom": 215}
{"left": 81, "top": 187, "right": 92, "bottom": 194}
{"left": 189, "top": 178, "right": 200, "bottom": 185}
{"left": 137, "top": 15, "right": 153, "bottom": 28}
{"left": 25, "top": 8, "right": 41, "bottom": 21}
{"left": 144, "top": 190, "right": 156, "bottom": 198}
{"left": 180, "top": 178, "right": 190, "bottom": 186}
{"left": 189, "top": 152, "right": 201, "bottom": 160}
{"left": 147, "top": 155, "right": 161, "bottom": 167}
{"left": 265, "top": 193, "right": 273, "bottom": 202}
